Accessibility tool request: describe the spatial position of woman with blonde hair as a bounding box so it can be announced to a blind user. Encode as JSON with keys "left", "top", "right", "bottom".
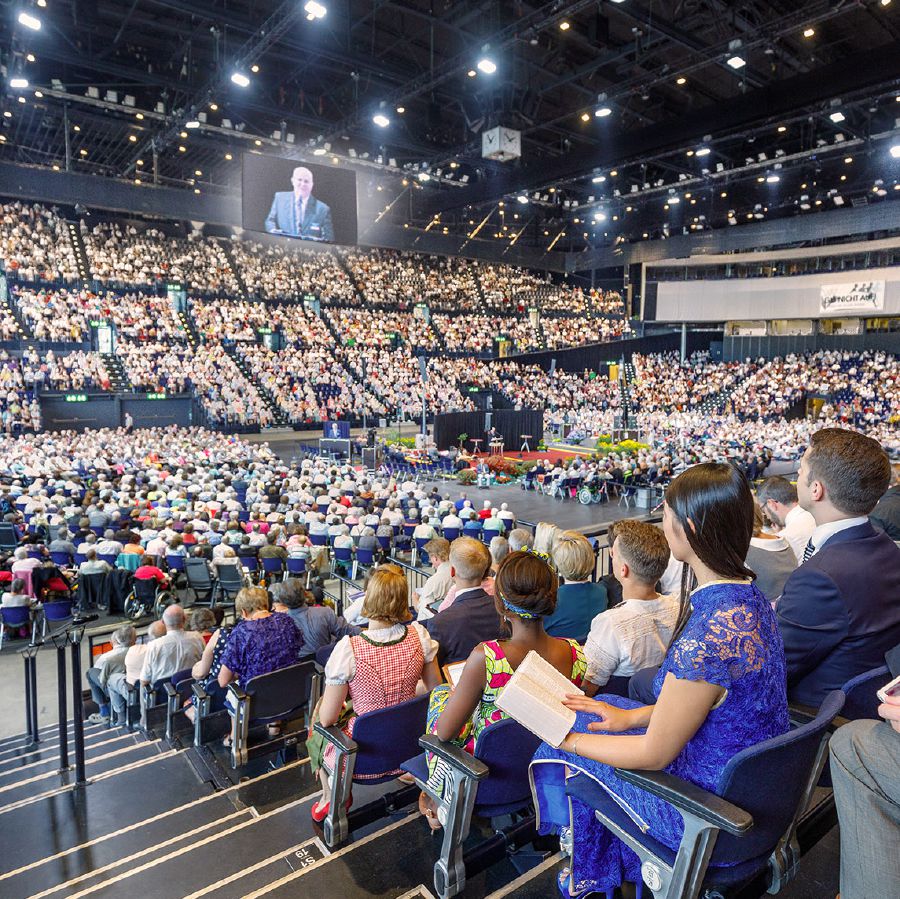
{"left": 532, "top": 521, "right": 562, "bottom": 555}
{"left": 311, "top": 564, "right": 441, "bottom": 822}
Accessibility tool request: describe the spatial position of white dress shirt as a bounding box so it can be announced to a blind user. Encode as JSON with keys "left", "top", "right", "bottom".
{"left": 806, "top": 516, "right": 869, "bottom": 558}
{"left": 781, "top": 505, "right": 817, "bottom": 562}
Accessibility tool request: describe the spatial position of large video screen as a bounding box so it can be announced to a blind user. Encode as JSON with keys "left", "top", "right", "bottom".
{"left": 241, "top": 153, "right": 358, "bottom": 246}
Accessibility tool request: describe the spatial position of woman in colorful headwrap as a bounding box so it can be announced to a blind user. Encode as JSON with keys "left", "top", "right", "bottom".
{"left": 418, "top": 549, "right": 587, "bottom": 831}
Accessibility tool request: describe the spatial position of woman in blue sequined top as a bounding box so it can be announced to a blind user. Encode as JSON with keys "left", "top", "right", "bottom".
{"left": 530, "top": 462, "right": 789, "bottom": 897}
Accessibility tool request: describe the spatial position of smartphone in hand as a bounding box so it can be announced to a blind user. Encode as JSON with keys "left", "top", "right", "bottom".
{"left": 876, "top": 672, "right": 900, "bottom": 704}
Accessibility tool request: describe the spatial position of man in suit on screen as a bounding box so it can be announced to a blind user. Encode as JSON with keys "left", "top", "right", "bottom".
{"left": 265, "top": 166, "right": 334, "bottom": 241}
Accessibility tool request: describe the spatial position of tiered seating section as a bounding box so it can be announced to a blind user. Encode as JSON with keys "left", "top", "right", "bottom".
{"left": 0, "top": 201, "right": 896, "bottom": 442}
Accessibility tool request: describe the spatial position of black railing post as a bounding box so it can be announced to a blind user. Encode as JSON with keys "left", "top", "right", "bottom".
{"left": 57, "top": 640, "right": 69, "bottom": 770}
{"left": 22, "top": 648, "right": 33, "bottom": 742}
{"left": 27, "top": 650, "right": 39, "bottom": 743}
{"left": 69, "top": 626, "right": 87, "bottom": 785}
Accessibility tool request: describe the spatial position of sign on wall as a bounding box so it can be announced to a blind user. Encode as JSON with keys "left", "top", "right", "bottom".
{"left": 819, "top": 281, "right": 885, "bottom": 314}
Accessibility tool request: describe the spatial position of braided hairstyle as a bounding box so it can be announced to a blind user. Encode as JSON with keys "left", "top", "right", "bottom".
{"left": 494, "top": 550, "right": 558, "bottom": 620}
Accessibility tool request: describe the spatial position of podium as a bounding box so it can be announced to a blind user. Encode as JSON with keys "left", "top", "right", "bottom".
{"left": 489, "top": 440, "right": 504, "bottom": 457}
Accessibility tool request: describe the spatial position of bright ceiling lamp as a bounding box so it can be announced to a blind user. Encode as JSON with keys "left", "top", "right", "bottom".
{"left": 726, "top": 55, "right": 746, "bottom": 69}
{"left": 595, "top": 106, "right": 612, "bottom": 117}
{"left": 230, "top": 72, "right": 250, "bottom": 88}
{"left": 18, "top": 11, "right": 41, "bottom": 30}
{"left": 304, "top": 1, "right": 327, "bottom": 20}
{"left": 477, "top": 58, "right": 497, "bottom": 75}
{"left": 695, "top": 146, "right": 711, "bottom": 157}
{"left": 10, "top": 77, "right": 29, "bottom": 89}
{"left": 372, "top": 112, "right": 390, "bottom": 128}
{"left": 890, "top": 144, "right": 900, "bottom": 159}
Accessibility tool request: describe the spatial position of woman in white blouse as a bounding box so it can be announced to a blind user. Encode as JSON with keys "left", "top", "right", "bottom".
{"left": 310, "top": 564, "right": 441, "bottom": 822}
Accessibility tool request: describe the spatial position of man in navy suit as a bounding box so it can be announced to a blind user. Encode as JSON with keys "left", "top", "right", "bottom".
{"left": 425, "top": 537, "right": 500, "bottom": 666}
{"left": 265, "top": 166, "right": 334, "bottom": 242}
{"left": 776, "top": 428, "right": 900, "bottom": 707}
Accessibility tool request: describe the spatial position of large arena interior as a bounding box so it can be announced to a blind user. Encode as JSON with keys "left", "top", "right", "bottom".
{"left": 0, "top": 2, "right": 898, "bottom": 897}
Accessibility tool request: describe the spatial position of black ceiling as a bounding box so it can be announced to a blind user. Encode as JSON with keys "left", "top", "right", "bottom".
{"left": 1, "top": 0, "right": 899, "bottom": 255}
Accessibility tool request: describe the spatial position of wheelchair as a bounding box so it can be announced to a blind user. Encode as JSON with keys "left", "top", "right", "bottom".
{"left": 578, "top": 479, "right": 608, "bottom": 505}
{"left": 123, "top": 576, "right": 175, "bottom": 620}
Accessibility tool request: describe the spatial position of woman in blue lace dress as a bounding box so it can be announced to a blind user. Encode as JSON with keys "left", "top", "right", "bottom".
{"left": 530, "top": 462, "right": 790, "bottom": 897}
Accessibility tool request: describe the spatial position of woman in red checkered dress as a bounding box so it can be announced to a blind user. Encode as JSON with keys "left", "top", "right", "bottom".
{"left": 311, "top": 565, "right": 442, "bottom": 822}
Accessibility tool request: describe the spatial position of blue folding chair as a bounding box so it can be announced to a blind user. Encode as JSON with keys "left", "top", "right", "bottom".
{"left": 41, "top": 599, "right": 73, "bottom": 637}
{"left": 564, "top": 690, "right": 845, "bottom": 899}
{"left": 309, "top": 532, "right": 328, "bottom": 547}
{"left": 99, "top": 553, "right": 118, "bottom": 567}
{"left": 27, "top": 548, "right": 44, "bottom": 561}
{"left": 286, "top": 556, "right": 307, "bottom": 577}
{"left": 412, "top": 537, "right": 431, "bottom": 568}
{"left": 0, "top": 606, "right": 32, "bottom": 649}
{"left": 241, "top": 556, "right": 259, "bottom": 578}
{"left": 376, "top": 534, "right": 392, "bottom": 554}
{"left": 261, "top": 556, "right": 285, "bottom": 582}
{"left": 331, "top": 546, "right": 353, "bottom": 577}
{"left": 74, "top": 552, "right": 87, "bottom": 566}
{"left": 315, "top": 693, "right": 429, "bottom": 847}
{"left": 441, "top": 527, "right": 459, "bottom": 542}
{"left": 403, "top": 717, "right": 541, "bottom": 899}
{"left": 354, "top": 547, "right": 376, "bottom": 580}
{"left": 50, "top": 551, "right": 74, "bottom": 567}
{"left": 166, "top": 554, "right": 186, "bottom": 573}
{"left": 91, "top": 525, "right": 105, "bottom": 537}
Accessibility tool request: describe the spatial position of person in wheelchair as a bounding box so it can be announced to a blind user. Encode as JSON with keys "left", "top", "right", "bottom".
{"left": 529, "top": 463, "right": 789, "bottom": 898}
{"left": 126, "top": 554, "right": 174, "bottom": 618}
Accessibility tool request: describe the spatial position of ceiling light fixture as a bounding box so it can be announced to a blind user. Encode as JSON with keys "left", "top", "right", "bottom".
{"left": 695, "top": 147, "right": 711, "bottom": 157}
{"left": 304, "top": 1, "right": 327, "bottom": 20}
{"left": 17, "top": 11, "right": 41, "bottom": 30}
{"left": 676, "top": 76, "right": 687, "bottom": 85}
{"left": 517, "top": 195, "right": 528, "bottom": 204}
{"left": 185, "top": 120, "right": 200, "bottom": 129}
{"left": 580, "top": 112, "right": 590, "bottom": 122}
{"left": 467, "top": 69, "right": 476, "bottom": 78}
{"left": 592, "top": 175, "right": 606, "bottom": 183}
{"left": 559, "top": 21, "right": 570, "bottom": 31}
{"left": 313, "top": 147, "right": 327, "bottom": 156}
{"left": 418, "top": 172, "right": 431, "bottom": 181}
{"left": 803, "top": 27, "right": 815, "bottom": 38}
{"left": 9, "top": 77, "right": 28, "bottom": 89}
{"left": 726, "top": 55, "right": 746, "bottom": 69}
{"left": 477, "top": 58, "right": 497, "bottom": 75}
{"left": 230, "top": 72, "right": 250, "bottom": 88}
{"left": 890, "top": 144, "right": 900, "bottom": 159}
{"left": 594, "top": 106, "right": 612, "bottom": 118}
{"left": 396, "top": 106, "right": 405, "bottom": 114}
{"left": 829, "top": 111, "right": 845, "bottom": 123}
{"left": 766, "top": 174, "right": 780, "bottom": 183}
{"left": 372, "top": 113, "right": 390, "bottom": 128}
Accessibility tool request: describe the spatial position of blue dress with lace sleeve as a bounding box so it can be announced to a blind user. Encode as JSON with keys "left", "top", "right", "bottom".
{"left": 530, "top": 581, "right": 789, "bottom": 896}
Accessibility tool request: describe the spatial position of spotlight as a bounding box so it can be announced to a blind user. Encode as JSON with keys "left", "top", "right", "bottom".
{"left": 726, "top": 56, "right": 746, "bottom": 69}
{"left": 467, "top": 70, "right": 476, "bottom": 78}
{"left": 304, "top": 1, "right": 327, "bottom": 20}
{"left": 803, "top": 27, "right": 815, "bottom": 38}
{"left": 17, "top": 11, "right": 41, "bottom": 30}
{"left": 676, "top": 76, "right": 687, "bottom": 85}
{"left": 476, "top": 58, "right": 496, "bottom": 75}
{"left": 668, "top": 196, "right": 680, "bottom": 204}
{"left": 418, "top": 172, "right": 431, "bottom": 181}
{"left": 372, "top": 113, "right": 390, "bottom": 127}
{"left": 594, "top": 106, "right": 612, "bottom": 118}
{"left": 9, "top": 77, "right": 28, "bottom": 89}
{"left": 580, "top": 112, "right": 590, "bottom": 122}
{"left": 313, "top": 147, "right": 327, "bottom": 156}
{"left": 559, "top": 21, "right": 570, "bottom": 31}
{"left": 517, "top": 195, "right": 528, "bottom": 204}
{"left": 396, "top": 106, "right": 405, "bottom": 114}
{"left": 890, "top": 144, "right": 900, "bottom": 159}
{"left": 185, "top": 120, "right": 200, "bottom": 129}
{"left": 766, "top": 174, "right": 780, "bottom": 183}
{"left": 230, "top": 72, "right": 250, "bottom": 87}
{"left": 695, "top": 147, "right": 711, "bottom": 157}
{"left": 591, "top": 175, "right": 606, "bottom": 183}
{"left": 829, "top": 111, "right": 845, "bottom": 123}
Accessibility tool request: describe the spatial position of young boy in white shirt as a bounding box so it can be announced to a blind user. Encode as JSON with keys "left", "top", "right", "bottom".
{"left": 583, "top": 518, "right": 679, "bottom": 696}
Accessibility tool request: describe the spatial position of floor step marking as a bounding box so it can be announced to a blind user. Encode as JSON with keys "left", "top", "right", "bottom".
{"left": 239, "top": 813, "right": 420, "bottom": 899}
{"left": 0, "top": 726, "right": 115, "bottom": 761}
{"left": 182, "top": 836, "right": 329, "bottom": 899}
{"left": 25, "top": 809, "right": 253, "bottom": 899}
{"left": 58, "top": 790, "right": 320, "bottom": 899}
{"left": 484, "top": 851, "right": 566, "bottom": 899}
{"left": 0, "top": 734, "right": 136, "bottom": 777}
{"left": 0, "top": 742, "right": 151, "bottom": 795}
{"left": 0, "top": 757, "right": 310, "bottom": 882}
{"left": 0, "top": 748, "right": 178, "bottom": 816}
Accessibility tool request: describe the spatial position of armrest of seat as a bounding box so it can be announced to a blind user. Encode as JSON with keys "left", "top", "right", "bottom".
{"left": 418, "top": 734, "right": 489, "bottom": 781}
{"left": 191, "top": 681, "right": 210, "bottom": 703}
{"left": 227, "top": 683, "right": 248, "bottom": 705}
{"left": 615, "top": 768, "right": 753, "bottom": 836}
{"left": 163, "top": 682, "right": 178, "bottom": 699}
{"left": 313, "top": 722, "right": 358, "bottom": 755}
{"left": 789, "top": 701, "right": 847, "bottom": 731}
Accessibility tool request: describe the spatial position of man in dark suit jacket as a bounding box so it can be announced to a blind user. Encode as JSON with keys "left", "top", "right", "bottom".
{"left": 777, "top": 429, "right": 900, "bottom": 707}
{"left": 425, "top": 537, "right": 500, "bottom": 667}
{"left": 265, "top": 166, "right": 334, "bottom": 242}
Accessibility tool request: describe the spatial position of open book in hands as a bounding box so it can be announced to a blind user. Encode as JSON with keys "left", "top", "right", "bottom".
{"left": 495, "top": 650, "right": 584, "bottom": 748}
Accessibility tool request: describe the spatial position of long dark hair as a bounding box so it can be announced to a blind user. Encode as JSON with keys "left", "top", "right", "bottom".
{"left": 665, "top": 463, "right": 756, "bottom": 644}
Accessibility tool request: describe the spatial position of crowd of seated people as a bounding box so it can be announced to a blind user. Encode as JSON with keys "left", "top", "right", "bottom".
{"left": 432, "top": 313, "right": 542, "bottom": 353}
{"left": 190, "top": 345, "right": 274, "bottom": 428}
{"left": 343, "top": 248, "right": 482, "bottom": 311}
{"left": 119, "top": 343, "right": 193, "bottom": 393}
{"left": 325, "top": 307, "right": 438, "bottom": 350}
{"left": 229, "top": 240, "right": 358, "bottom": 303}
{"left": 0, "top": 201, "right": 81, "bottom": 283}
{"left": 541, "top": 314, "right": 628, "bottom": 349}
{"left": 190, "top": 297, "right": 330, "bottom": 345}
{"left": 0, "top": 417, "right": 897, "bottom": 899}
{"left": 82, "top": 222, "right": 239, "bottom": 294}
{"left": 11, "top": 286, "right": 188, "bottom": 344}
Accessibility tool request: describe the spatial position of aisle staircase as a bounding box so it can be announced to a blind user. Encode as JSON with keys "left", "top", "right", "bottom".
{"left": 66, "top": 220, "right": 93, "bottom": 285}
{"left": 219, "top": 240, "right": 251, "bottom": 301}
{"left": 222, "top": 343, "right": 291, "bottom": 427}
{"left": 333, "top": 249, "right": 368, "bottom": 305}
{"left": 0, "top": 276, "right": 34, "bottom": 339}
{"left": 101, "top": 352, "right": 131, "bottom": 391}
{"left": 178, "top": 306, "right": 201, "bottom": 347}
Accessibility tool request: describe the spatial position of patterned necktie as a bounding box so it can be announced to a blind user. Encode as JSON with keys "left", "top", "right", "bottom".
{"left": 801, "top": 539, "right": 815, "bottom": 563}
